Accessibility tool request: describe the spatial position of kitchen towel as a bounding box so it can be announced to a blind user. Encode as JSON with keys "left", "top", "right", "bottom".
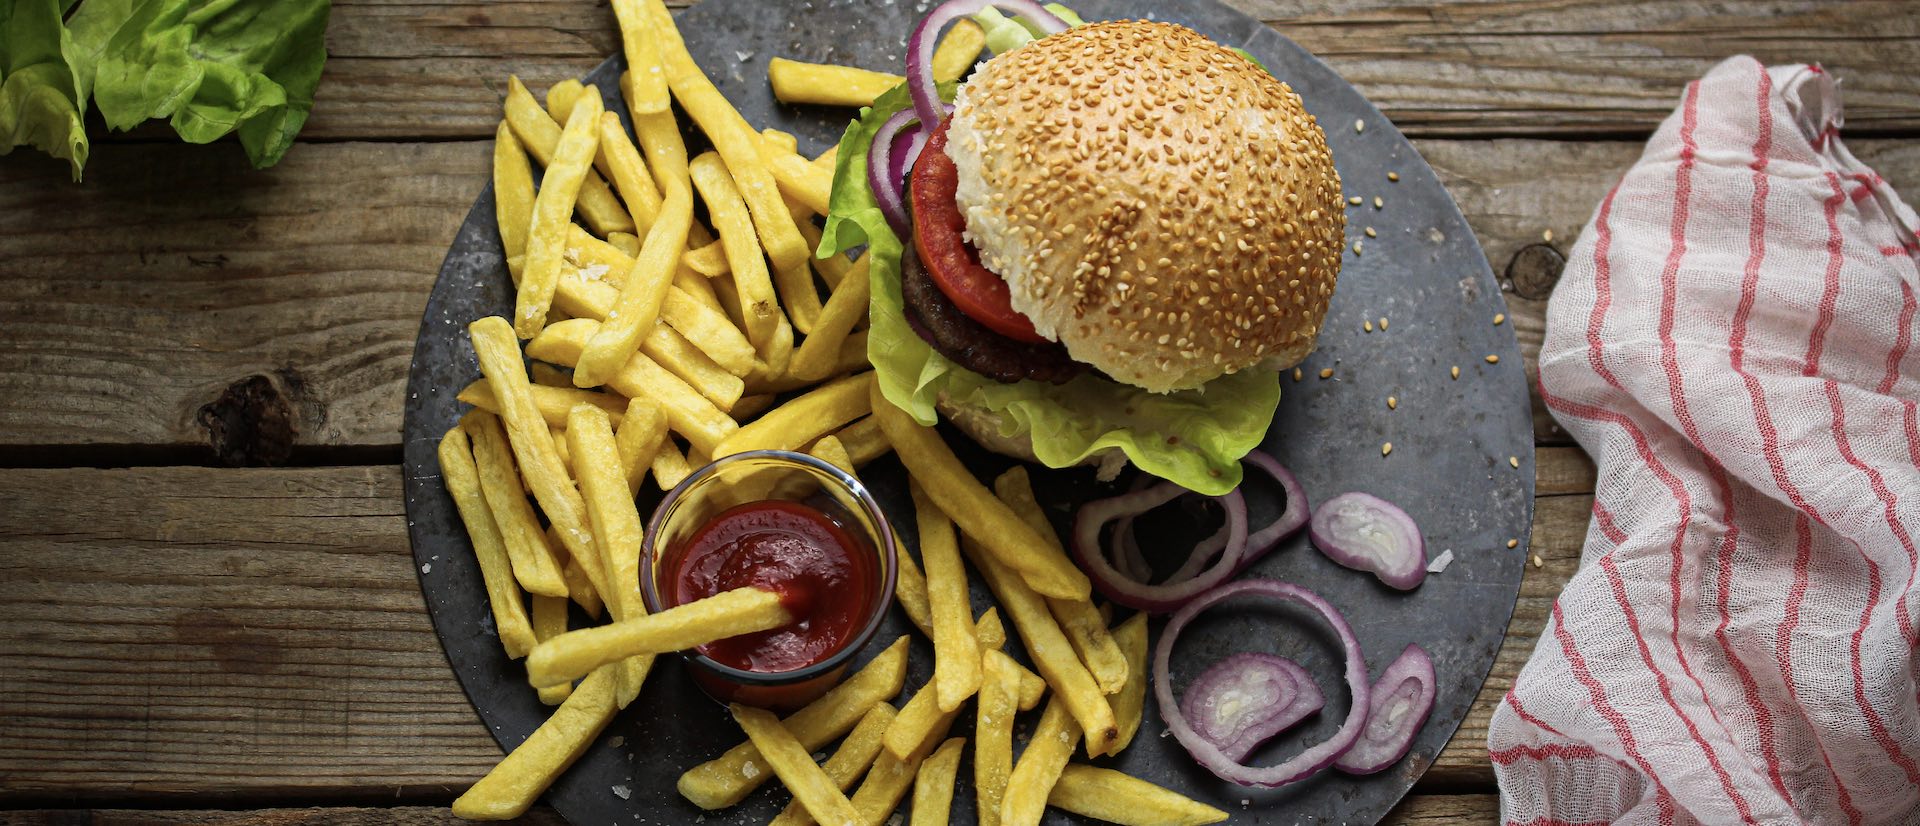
{"left": 1489, "top": 56, "right": 1920, "bottom": 825}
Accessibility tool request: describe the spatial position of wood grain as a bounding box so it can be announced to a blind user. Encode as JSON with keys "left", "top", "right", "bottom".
{"left": 8, "top": 139, "right": 1912, "bottom": 457}
{"left": 0, "top": 459, "right": 1590, "bottom": 801}
{"left": 288, "top": 0, "right": 1920, "bottom": 141}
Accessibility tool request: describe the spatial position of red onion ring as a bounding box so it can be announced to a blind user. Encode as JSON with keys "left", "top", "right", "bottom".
{"left": 1335, "top": 643, "right": 1435, "bottom": 774}
{"left": 1072, "top": 483, "right": 1247, "bottom": 614}
{"left": 1153, "top": 579, "right": 1372, "bottom": 788}
{"left": 905, "top": 0, "right": 1068, "bottom": 131}
{"left": 1109, "top": 451, "right": 1309, "bottom": 587}
{"left": 1179, "top": 652, "right": 1325, "bottom": 763}
{"left": 1309, "top": 492, "right": 1426, "bottom": 591}
{"left": 867, "top": 108, "right": 924, "bottom": 239}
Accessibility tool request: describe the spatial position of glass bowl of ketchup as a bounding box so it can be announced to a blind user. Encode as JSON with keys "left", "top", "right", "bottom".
{"left": 641, "top": 449, "right": 897, "bottom": 711}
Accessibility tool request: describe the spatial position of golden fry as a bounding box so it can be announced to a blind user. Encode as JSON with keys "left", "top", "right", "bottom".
{"left": 689, "top": 151, "right": 782, "bottom": 350}
{"left": 683, "top": 238, "right": 730, "bottom": 277}
{"left": 643, "top": 322, "right": 745, "bottom": 410}
{"left": 789, "top": 254, "right": 870, "bottom": 381}
{"left": 975, "top": 650, "right": 1022, "bottom": 826}
{"left": 630, "top": 106, "right": 689, "bottom": 194}
{"left": 679, "top": 637, "right": 909, "bottom": 809}
{"left": 436, "top": 426, "right": 538, "bottom": 659}
{"left": 597, "top": 111, "right": 665, "bottom": 232}
{"left": 884, "top": 611, "right": 1004, "bottom": 760}
{"left": 544, "top": 78, "right": 585, "bottom": 122}
{"left": 911, "top": 737, "right": 966, "bottom": 826}
{"left": 913, "top": 481, "right": 980, "bottom": 712}
{"left": 831, "top": 414, "right": 890, "bottom": 467}
{"left": 730, "top": 393, "right": 776, "bottom": 422}
{"left": 762, "top": 127, "right": 799, "bottom": 154}
{"left": 851, "top": 707, "right": 959, "bottom": 826}
{"left": 768, "top": 703, "right": 897, "bottom": 826}
{"left": 517, "top": 86, "right": 606, "bottom": 339}
{"left": 871, "top": 383, "right": 1090, "bottom": 599}
{"left": 932, "top": 19, "right": 986, "bottom": 82}
{"left": 1048, "top": 764, "right": 1229, "bottom": 826}
{"left": 530, "top": 595, "right": 574, "bottom": 705}
{"left": 732, "top": 704, "right": 863, "bottom": 826}
{"left": 451, "top": 667, "right": 618, "bottom": 820}
{"left": 458, "top": 378, "right": 626, "bottom": 431}
{"left": 565, "top": 405, "right": 646, "bottom": 626}
{"left": 772, "top": 257, "right": 824, "bottom": 335}
{"left": 615, "top": 396, "right": 668, "bottom": 497}
{"left": 811, "top": 143, "right": 838, "bottom": 173}
{"left": 526, "top": 586, "right": 790, "bottom": 688}
{"left": 525, "top": 318, "right": 738, "bottom": 454}
{"left": 793, "top": 220, "right": 856, "bottom": 289}
{"left": 463, "top": 412, "right": 571, "bottom": 598}
{"left": 576, "top": 184, "right": 695, "bottom": 387}
{"left": 1107, "top": 612, "right": 1150, "bottom": 754}
{"left": 651, "top": 439, "right": 694, "bottom": 490}
{"left": 503, "top": 76, "right": 633, "bottom": 237}
{"left": 559, "top": 540, "right": 605, "bottom": 619}
{"left": 607, "top": 231, "right": 641, "bottom": 257}
{"left": 549, "top": 259, "right": 755, "bottom": 378}
{"left": 767, "top": 57, "right": 902, "bottom": 108}
{"left": 760, "top": 138, "right": 833, "bottom": 217}
{"left": 713, "top": 371, "right": 873, "bottom": 458}
{"left": 529, "top": 362, "right": 572, "bottom": 388}
{"left": 1003, "top": 696, "right": 1082, "bottom": 826}
{"left": 609, "top": 0, "right": 670, "bottom": 115}
{"left": 994, "top": 467, "right": 1128, "bottom": 694}
{"left": 493, "top": 122, "right": 536, "bottom": 267}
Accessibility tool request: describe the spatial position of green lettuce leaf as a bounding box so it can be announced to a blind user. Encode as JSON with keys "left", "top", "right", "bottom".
{"left": 83, "top": 0, "right": 330, "bottom": 168}
{"left": 0, "top": 0, "right": 90, "bottom": 179}
{"left": 972, "top": 4, "right": 1087, "bottom": 55}
{"left": 820, "top": 84, "right": 1278, "bottom": 495}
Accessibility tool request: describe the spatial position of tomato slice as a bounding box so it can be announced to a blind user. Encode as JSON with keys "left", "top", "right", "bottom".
{"left": 909, "top": 120, "right": 1048, "bottom": 344}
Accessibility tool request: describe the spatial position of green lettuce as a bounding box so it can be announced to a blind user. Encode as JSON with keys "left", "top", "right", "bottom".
{"left": 972, "top": 4, "right": 1087, "bottom": 55}
{"left": 0, "top": 0, "right": 90, "bottom": 178}
{"left": 819, "top": 84, "right": 1278, "bottom": 495}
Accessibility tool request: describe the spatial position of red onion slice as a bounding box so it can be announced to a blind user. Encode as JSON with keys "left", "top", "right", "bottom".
{"left": 1179, "top": 652, "right": 1325, "bottom": 762}
{"left": 1073, "top": 482, "right": 1247, "bottom": 614}
{"left": 866, "top": 108, "right": 924, "bottom": 238}
{"left": 1153, "top": 579, "right": 1372, "bottom": 788}
{"left": 1235, "top": 451, "right": 1310, "bottom": 572}
{"left": 905, "top": 0, "right": 1068, "bottom": 130}
{"left": 1335, "top": 643, "right": 1436, "bottom": 774}
{"left": 1309, "top": 492, "right": 1426, "bottom": 590}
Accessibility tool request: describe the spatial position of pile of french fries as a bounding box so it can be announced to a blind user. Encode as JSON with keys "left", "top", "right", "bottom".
{"left": 436, "top": 2, "right": 1226, "bottom": 823}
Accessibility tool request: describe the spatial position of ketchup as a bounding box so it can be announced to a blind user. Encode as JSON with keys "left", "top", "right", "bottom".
{"left": 666, "top": 500, "right": 877, "bottom": 674}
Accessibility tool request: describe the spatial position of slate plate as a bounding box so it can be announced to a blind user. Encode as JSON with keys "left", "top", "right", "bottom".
{"left": 401, "top": 1, "right": 1533, "bottom": 823}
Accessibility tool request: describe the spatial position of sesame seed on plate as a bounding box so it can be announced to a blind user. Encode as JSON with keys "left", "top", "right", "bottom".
{"left": 1493, "top": 313, "right": 1506, "bottom": 325}
{"left": 1486, "top": 354, "right": 1500, "bottom": 364}
{"left": 1354, "top": 119, "right": 1365, "bottom": 133}
{"left": 1387, "top": 171, "right": 1399, "bottom": 182}
{"left": 1451, "top": 365, "right": 1460, "bottom": 379}
{"left": 1387, "top": 396, "right": 1398, "bottom": 409}
{"left": 1364, "top": 227, "right": 1376, "bottom": 238}
{"left": 1381, "top": 442, "right": 1393, "bottom": 456}
{"left": 1507, "top": 538, "right": 1519, "bottom": 549}
{"left": 1319, "top": 367, "right": 1334, "bottom": 379}
{"left": 1363, "top": 320, "right": 1374, "bottom": 333}
{"left": 1510, "top": 456, "right": 1520, "bottom": 468}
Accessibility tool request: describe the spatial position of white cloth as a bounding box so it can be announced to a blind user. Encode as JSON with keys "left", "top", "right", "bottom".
{"left": 1489, "top": 56, "right": 1920, "bottom": 825}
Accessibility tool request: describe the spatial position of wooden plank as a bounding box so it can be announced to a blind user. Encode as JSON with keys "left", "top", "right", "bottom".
{"left": 291, "top": 0, "right": 1920, "bottom": 141}
{"left": 8, "top": 139, "right": 1912, "bottom": 455}
{"left": 0, "top": 464, "right": 1592, "bottom": 801}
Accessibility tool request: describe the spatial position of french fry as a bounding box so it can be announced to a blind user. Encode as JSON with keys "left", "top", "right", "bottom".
{"left": 610, "top": 0, "right": 670, "bottom": 115}
{"left": 761, "top": 315, "right": 796, "bottom": 377}
{"left": 549, "top": 257, "right": 756, "bottom": 378}
{"left": 689, "top": 151, "right": 782, "bottom": 350}
{"left": 837, "top": 330, "right": 871, "bottom": 373}
{"left": 1003, "top": 695, "right": 1082, "bottom": 826}
{"left": 994, "top": 467, "right": 1129, "bottom": 694}
{"left": 493, "top": 122, "right": 536, "bottom": 267}
{"left": 651, "top": 439, "right": 694, "bottom": 489}
{"left": 469, "top": 317, "right": 605, "bottom": 606}
{"left": 762, "top": 127, "right": 799, "bottom": 154}
{"left": 913, "top": 481, "right": 980, "bottom": 712}
{"left": 643, "top": 323, "right": 745, "bottom": 410}
{"left": 503, "top": 77, "right": 633, "bottom": 238}
{"left": 630, "top": 106, "right": 689, "bottom": 194}
{"left": 459, "top": 379, "right": 626, "bottom": 431}
{"left": 931, "top": 19, "right": 986, "bottom": 82}
{"left": 713, "top": 372, "right": 873, "bottom": 458}
{"left": 975, "top": 650, "right": 1022, "bottom": 826}
{"left": 1048, "top": 765, "right": 1229, "bottom": 826}
{"left": 911, "top": 737, "right": 966, "bottom": 826}
{"left": 607, "top": 231, "right": 641, "bottom": 257}
{"left": 530, "top": 595, "right": 574, "bottom": 705}
{"left": 851, "top": 708, "right": 959, "bottom": 826}
{"left": 527, "top": 586, "right": 790, "bottom": 688}
{"left": 525, "top": 318, "right": 738, "bottom": 455}
{"left": 451, "top": 666, "right": 619, "bottom": 820}
{"left": 679, "top": 636, "right": 910, "bottom": 809}
{"left": 793, "top": 220, "right": 856, "bottom": 289}
{"left": 576, "top": 183, "right": 695, "bottom": 387}
{"left": 773, "top": 257, "right": 825, "bottom": 335}
{"left": 559, "top": 536, "right": 605, "bottom": 619}
{"left": 530, "top": 363, "right": 572, "bottom": 389}
{"left": 831, "top": 414, "right": 890, "bottom": 467}
{"left": 463, "top": 412, "right": 571, "bottom": 598}
{"left": 768, "top": 703, "right": 896, "bottom": 826}
{"left": 732, "top": 704, "right": 863, "bottom": 826}
{"left": 565, "top": 404, "right": 655, "bottom": 705}
{"left": 961, "top": 533, "right": 1118, "bottom": 755}
{"left": 811, "top": 143, "right": 838, "bottom": 173}
{"left": 767, "top": 57, "right": 901, "bottom": 108}
{"left": 885, "top": 611, "right": 1005, "bottom": 760}
{"left": 789, "top": 255, "right": 870, "bottom": 381}
{"left": 436, "top": 426, "right": 538, "bottom": 659}
{"left": 807, "top": 438, "right": 933, "bottom": 639}
{"left": 730, "top": 393, "right": 776, "bottom": 422}
{"left": 598, "top": 111, "right": 666, "bottom": 233}
{"left": 760, "top": 139, "right": 834, "bottom": 218}
{"left": 615, "top": 396, "right": 668, "bottom": 497}
{"left": 871, "top": 383, "right": 1090, "bottom": 599}
{"left": 544, "top": 78, "right": 586, "bottom": 122}
{"left": 517, "top": 86, "right": 606, "bottom": 339}
{"left": 1107, "top": 612, "right": 1150, "bottom": 754}
{"left": 683, "top": 238, "right": 730, "bottom": 276}
{"left": 642, "top": 0, "right": 810, "bottom": 273}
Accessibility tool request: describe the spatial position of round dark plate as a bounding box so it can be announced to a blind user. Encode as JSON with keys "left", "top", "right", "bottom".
{"left": 401, "top": 1, "right": 1532, "bottom": 823}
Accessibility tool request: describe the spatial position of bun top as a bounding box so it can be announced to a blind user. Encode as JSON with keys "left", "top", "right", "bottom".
{"left": 945, "top": 20, "right": 1345, "bottom": 393}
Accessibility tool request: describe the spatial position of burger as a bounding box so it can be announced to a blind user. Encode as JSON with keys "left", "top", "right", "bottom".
{"left": 822, "top": 8, "right": 1344, "bottom": 495}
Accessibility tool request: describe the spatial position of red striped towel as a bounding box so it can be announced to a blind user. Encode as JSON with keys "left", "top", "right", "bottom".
{"left": 1488, "top": 57, "right": 1920, "bottom": 825}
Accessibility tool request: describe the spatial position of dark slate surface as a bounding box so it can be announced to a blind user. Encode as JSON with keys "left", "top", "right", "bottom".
{"left": 401, "top": 1, "right": 1533, "bottom": 823}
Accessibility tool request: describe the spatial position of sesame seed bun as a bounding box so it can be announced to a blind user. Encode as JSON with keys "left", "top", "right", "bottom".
{"left": 945, "top": 20, "right": 1345, "bottom": 393}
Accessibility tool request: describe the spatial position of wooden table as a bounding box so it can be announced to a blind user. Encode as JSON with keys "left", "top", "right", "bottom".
{"left": 1, "top": 1, "right": 1912, "bottom": 822}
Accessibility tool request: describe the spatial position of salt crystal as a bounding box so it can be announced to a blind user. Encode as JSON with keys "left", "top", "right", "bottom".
{"left": 421, "top": 563, "right": 432, "bottom": 574}
{"left": 611, "top": 785, "right": 631, "bottom": 800}
{"left": 607, "top": 735, "right": 625, "bottom": 748}
{"left": 741, "top": 762, "right": 759, "bottom": 779}
{"left": 735, "top": 50, "right": 755, "bottom": 63}
{"left": 1427, "top": 549, "right": 1455, "bottom": 574}
{"left": 578, "top": 263, "right": 610, "bottom": 281}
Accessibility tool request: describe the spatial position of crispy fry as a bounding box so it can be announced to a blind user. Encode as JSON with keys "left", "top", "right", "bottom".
{"left": 975, "top": 650, "right": 1022, "bottom": 826}
{"left": 1048, "top": 765, "right": 1229, "bottom": 826}
{"left": 643, "top": 322, "right": 745, "bottom": 410}
{"left": 772, "top": 258, "right": 824, "bottom": 335}
{"left": 730, "top": 393, "right": 776, "bottom": 422}
{"left": 451, "top": 667, "right": 618, "bottom": 820}
{"left": 463, "top": 412, "right": 571, "bottom": 598}
{"left": 642, "top": 0, "right": 809, "bottom": 272}
{"left": 525, "top": 318, "right": 738, "bottom": 454}
{"left": 503, "top": 77, "right": 633, "bottom": 237}
{"left": 689, "top": 151, "right": 782, "bottom": 350}
{"left": 811, "top": 143, "right": 838, "bottom": 172}
{"left": 911, "top": 737, "right": 966, "bottom": 826}
{"left": 767, "top": 57, "right": 901, "bottom": 108}
{"left": 762, "top": 127, "right": 799, "bottom": 154}
{"left": 517, "top": 86, "right": 606, "bottom": 338}
{"left": 559, "top": 537, "right": 605, "bottom": 619}
{"left": 576, "top": 183, "right": 695, "bottom": 387}
{"left": 885, "top": 612, "right": 1004, "bottom": 760}
{"left": 733, "top": 704, "right": 863, "bottom": 826}
{"left": 530, "top": 595, "right": 574, "bottom": 704}
{"left": 994, "top": 467, "right": 1128, "bottom": 694}
{"left": 494, "top": 122, "right": 536, "bottom": 267}
{"left": 1107, "top": 612, "right": 1150, "bottom": 754}
{"left": 459, "top": 378, "right": 626, "bottom": 431}
{"left": 793, "top": 220, "right": 855, "bottom": 289}
{"left": 651, "top": 439, "right": 694, "bottom": 489}
{"left": 713, "top": 371, "right": 873, "bottom": 458}
{"left": 607, "top": 231, "right": 641, "bottom": 257}
{"left": 768, "top": 703, "right": 896, "bottom": 826}
{"left": 932, "top": 19, "right": 986, "bottom": 82}
{"left": 565, "top": 405, "right": 646, "bottom": 626}
{"left": 547, "top": 256, "right": 756, "bottom": 378}
{"left": 436, "top": 426, "right": 538, "bottom": 659}
{"left": 761, "top": 316, "right": 796, "bottom": 377}
{"left": 760, "top": 139, "right": 834, "bottom": 218}
{"left": 530, "top": 363, "right": 572, "bottom": 389}
{"left": 1003, "top": 695, "right": 1082, "bottom": 826}
{"left": 629, "top": 106, "right": 689, "bottom": 194}
{"left": 609, "top": 0, "right": 670, "bottom": 114}
{"left": 871, "top": 383, "right": 1090, "bottom": 599}
{"left": 831, "top": 414, "right": 890, "bottom": 467}
{"left": 597, "top": 111, "right": 666, "bottom": 232}
{"left": 789, "top": 255, "right": 870, "bottom": 381}
{"left": 544, "top": 78, "right": 585, "bottom": 122}
{"left": 851, "top": 708, "right": 959, "bottom": 826}
{"left": 961, "top": 533, "right": 1118, "bottom": 755}
{"left": 678, "top": 636, "right": 909, "bottom": 809}
{"left": 913, "top": 481, "right": 980, "bottom": 712}
{"left": 683, "top": 238, "right": 730, "bottom": 276}
{"left": 615, "top": 396, "right": 668, "bottom": 497}
{"left": 526, "top": 586, "right": 789, "bottom": 688}
{"left": 469, "top": 317, "right": 605, "bottom": 606}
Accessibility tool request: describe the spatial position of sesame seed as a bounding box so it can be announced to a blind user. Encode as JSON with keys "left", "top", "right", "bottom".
{"left": 1363, "top": 320, "right": 1374, "bottom": 332}
{"left": 1485, "top": 354, "right": 1500, "bottom": 364}
{"left": 1364, "top": 227, "right": 1376, "bottom": 238}
{"left": 1387, "top": 171, "right": 1400, "bottom": 182}
{"left": 1352, "top": 241, "right": 1363, "bottom": 255}
{"left": 1507, "top": 538, "right": 1519, "bottom": 549}
{"left": 1349, "top": 195, "right": 1363, "bottom": 205}
{"left": 1510, "top": 456, "right": 1520, "bottom": 468}
{"left": 1381, "top": 442, "right": 1393, "bottom": 456}
{"left": 1493, "top": 313, "right": 1506, "bottom": 326}
{"left": 1387, "top": 396, "right": 1398, "bottom": 409}
{"left": 1543, "top": 228, "right": 1555, "bottom": 243}
{"left": 1373, "top": 196, "right": 1384, "bottom": 209}
{"left": 1378, "top": 317, "right": 1388, "bottom": 330}
{"left": 1451, "top": 365, "right": 1460, "bottom": 379}
{"left": 1319, "top": 368, "right": 1334, "bottom": 379}
{"left": 1531, "top": 554, "right": 1544, "bottom": 568}
{"left": 1293, "top": 367, "right": 1303, "bottom": 382}
{"left": 1354, "top": 119, "right": 1365, "bottom": 133}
